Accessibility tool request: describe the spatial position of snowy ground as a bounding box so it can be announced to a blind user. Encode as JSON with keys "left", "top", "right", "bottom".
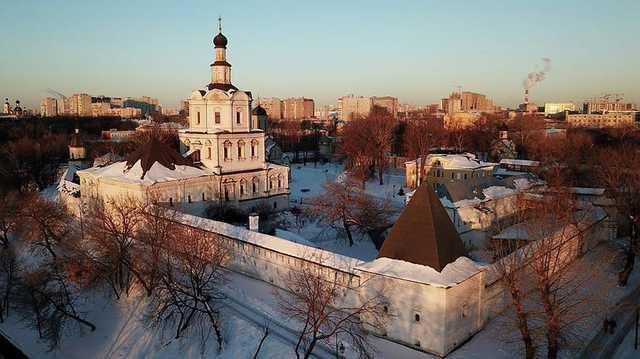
{"left": 613, "top": 325, "right": 640, "bottom": 358}
{"left": 281, "top": 163, "right": 407, "bottom": 261}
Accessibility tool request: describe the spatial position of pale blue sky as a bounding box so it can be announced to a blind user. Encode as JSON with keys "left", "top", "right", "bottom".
{"left": 1, "top": 0, "right": 639, "bottom": 109}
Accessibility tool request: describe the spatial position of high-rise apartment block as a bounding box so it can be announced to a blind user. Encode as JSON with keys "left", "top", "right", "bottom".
{"left": 441, "top": 91, "right": 497, "bottom": 114}
{"left": 257, "top": 97, "right": 314, "bottom": 120}
{"left": 283, "top": 97, "right": 314, "bottom": 120}
{"left": 337, "top": 95, "right": 398, "bottom": 120}
{"left": 40, "top": 97, "right": 58, "bottom": 117}
{"left": 544, "top": 102, "right": 576, "bottom": 116}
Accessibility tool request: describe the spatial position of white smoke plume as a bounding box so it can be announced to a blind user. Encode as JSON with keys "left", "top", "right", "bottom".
{"left": 522, "top": 58, "right": 551, "bottom": 90}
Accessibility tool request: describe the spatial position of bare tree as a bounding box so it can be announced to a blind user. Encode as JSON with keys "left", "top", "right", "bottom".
{"left": 308, "top": 179, "right": 394, "bottom": 247}
{"left": 83, "top": 196, "right": 148, "bottom": 298}
{"left": 146, "top": 225, "right": 230, "bottom": 352}
{"left": 13, "top": 268, "right": 96, "bottom": 351}
{"left": 20, "top": 194, "right": 72, "bottom": 259}
{"left": 489, "top": 194, "right": 537, "bottom": 359}
{"left": 403, "top": 118, "right": 445, "bottom": 187}
{"left": 340, "top": 117, "right": 374, "bottom": 188}
{"left": 367, "top": 107, "right": 397, "bottom": 185}
{"left": 523, "top": 191, "right": 607, "bottom": 359}
{"left": 596, "top": 145, "right": 640, "bottom": 286}
{"left": 0, "top": 248, "right": 19, "bottom": 322}
{"left": 0, "top": 191, "right": 21, "bottom": 247}
{"left": 275, "top": 255, "right": 386, "bottom": 359}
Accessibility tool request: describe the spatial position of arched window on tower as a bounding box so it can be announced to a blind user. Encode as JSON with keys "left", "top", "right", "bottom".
{"left": 238, "top": 140, "right": 245, "bottom": 159}
{"left": 197, "top": 112, "right": 201, "bottom": 125}
{"left": 251, "top": 140, "right": 258, "bottom": 158}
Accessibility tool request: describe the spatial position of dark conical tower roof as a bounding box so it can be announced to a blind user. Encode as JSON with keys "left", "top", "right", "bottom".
{"left": 125, "top": 138, "right": 195, "bottom": 179}
{"left": 378, "top": 182, "right": 466, "bottom": 271}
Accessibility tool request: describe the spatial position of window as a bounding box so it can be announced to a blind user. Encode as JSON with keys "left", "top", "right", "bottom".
{"left": 277, "top": 176, "right": 282, "bottom": 189}
{"left": 202, "top": 193, "right": 205, "bottom": 201}
{"left": 215, "top": 112, "right": 221, "bottom": 124}
{"left": 238, "top": 141, "right": 244, "bottom": 158}
{"left": 240, "top": 182, "right": 245, "bottom": 196}
{"left": 223, "top": 141, "right": 232, "bottom": 160}
{"left": 236, "top": 111, "right": 241, "bottom": 124}
{"left": 169, "top": 197, "right": 173, "bottom": 206}
{"left": 273, "top": 201, "right": 277, "bottom": 209}
{"left": 188, "top": 195, "right": 191, "bottom": 203}
{"left": 251, "top": 140, "right": 258, "bottom": 158}
{"left": 414, "top": 313, "right": 420, "bottom": 322}
{"left": 207, "top": 147, "right": 211, "bottom": 159}
{"left": 252, "top": 179, "right": 257, "bottom": 193}
{"left": 197, "top": 112, "right": 201, "bottom": 125}
{"left": 224, "top": 188, "right": 229, "bottom": 201}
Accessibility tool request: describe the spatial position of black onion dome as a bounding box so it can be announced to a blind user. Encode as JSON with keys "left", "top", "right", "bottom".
{"left": 213, "top": 32, "right": 228, "bottom": 48}
{"left": 252, "top": 105, "right": 267, "bottom": 116}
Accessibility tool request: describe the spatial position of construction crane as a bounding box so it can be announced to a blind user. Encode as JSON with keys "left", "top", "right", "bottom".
{"left": 45, "top": 88, "right": 66, "bottom": 99}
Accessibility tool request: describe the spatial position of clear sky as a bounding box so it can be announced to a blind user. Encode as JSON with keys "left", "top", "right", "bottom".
{"left": 1, "top": 0, "right": 639, "bottom": 110}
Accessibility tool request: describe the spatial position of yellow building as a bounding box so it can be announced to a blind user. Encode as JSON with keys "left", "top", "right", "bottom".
{"left": 567, "top": 112, "right": 637, "bottom": 128}
{"left": 405, "top": 153, "right": 496, "bottom": 188}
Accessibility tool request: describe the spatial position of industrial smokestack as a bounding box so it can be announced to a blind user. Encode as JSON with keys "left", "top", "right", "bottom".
{"left": 522, "top": 58, "right": 551, "bottom": 103}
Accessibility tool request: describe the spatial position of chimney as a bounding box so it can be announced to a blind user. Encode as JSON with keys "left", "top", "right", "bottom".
{"left": 249, "top": 213, "right": 259, "bottom": 232}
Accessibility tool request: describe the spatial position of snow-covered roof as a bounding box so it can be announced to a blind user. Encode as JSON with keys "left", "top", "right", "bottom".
{"left": 356, "top": 256, "right": 482, "bottom": 288}
{"left": 438, "top": 176, "right": 536, "bottom": 209}
{"left": 78, "top": 160, "right": 212, "bottom": 185}
{"left": 407, "top": 153, "right": 497, "bottom": 170}
{"left": 174, "top": 213, "right": 363, "bottom": 273}
{"left": 569, "top": 187, "right": 606, "bottom": 196}
{"left": 499, "top": 159, "right": 540, "bottom": 167}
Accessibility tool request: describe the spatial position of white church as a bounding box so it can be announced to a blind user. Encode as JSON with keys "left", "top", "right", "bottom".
{"left": 76, "top": 23, "right": 290, "bottom": 211}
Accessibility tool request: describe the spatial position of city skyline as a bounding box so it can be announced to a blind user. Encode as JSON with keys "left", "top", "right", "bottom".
{"left": 1, "top": 0, "right": 639, "bottom": 109}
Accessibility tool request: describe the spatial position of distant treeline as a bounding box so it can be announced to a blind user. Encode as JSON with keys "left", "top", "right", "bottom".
{"left": 0, "top": 116, "right": 137, "bottom": 143}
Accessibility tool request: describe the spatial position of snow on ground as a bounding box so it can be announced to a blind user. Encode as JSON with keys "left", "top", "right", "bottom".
{"left": 281, "top": 163, "right": 407, "bottom": 261}
{"left": 0, "top": 279, "right": 290, "bottom": 359}
{"left": 613, "top": 325, "right": 640, "bottom": 358}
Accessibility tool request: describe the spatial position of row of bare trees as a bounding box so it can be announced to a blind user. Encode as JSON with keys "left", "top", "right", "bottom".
{"left": 492, "top": 188, "right": 616, "bottom": 359}
{"left": 0, "top": 193, "right": 230, "bottom": 352}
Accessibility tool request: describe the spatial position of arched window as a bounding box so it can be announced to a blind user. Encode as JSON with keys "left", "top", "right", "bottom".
{"left": 215, "top": 111, "right": 221, "bottom": 124}
{"left": 188, "top": 195, "right": 192, "bottom": 203}
{"left": 237, "top": 140, "right": 245, "bottom": 159}
{"left": 223, "top": 141, "right": 232, "bottom": 160}
{"left": 236, "top": 111, "right": 241, "bottom": 124}
{"left": 196, "top": 112, "right": 201, "bottom": 125}
{"left": 207, "top": 147, "right": 211, "bottom": 159}
{"left": 277, "top": 174, "right": 282, "bottom": 189}
{"left": 251, "top": 140, "right": 258, "bottom": 158}
{"left": 224, "top": 187, "right": 229, "bottom": 201}
{"left": 240, "top": 179, "right": 247, "bottom": 196}
{"left": 202, "top": 193, "right": 206, "bottom": 201}
{"left": 169, "top": 197, "right": 173, "bottom": 206}
{"left": 252, "top": 177, "right": 258, "bottom": 194}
